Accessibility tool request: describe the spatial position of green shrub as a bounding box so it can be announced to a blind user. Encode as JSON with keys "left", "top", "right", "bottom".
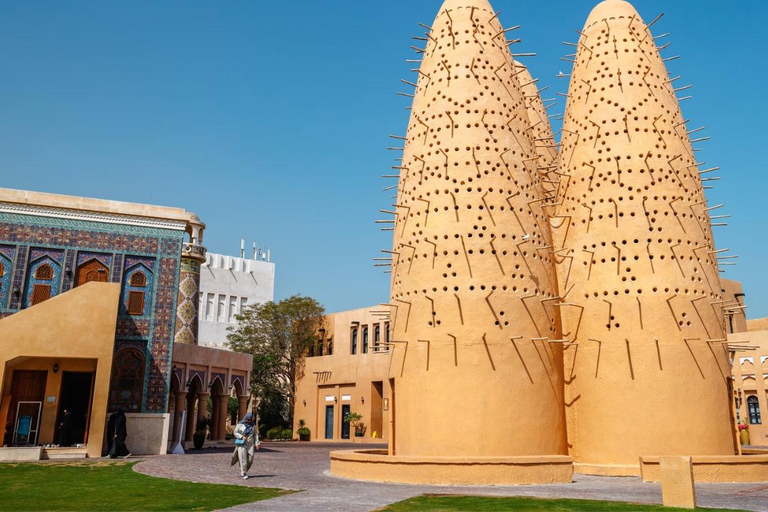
{"left": 266, "top": 426, "right": 283, "bottom": 440}
{"left": 280, "top": 429, "right": 293, "bottom": 440}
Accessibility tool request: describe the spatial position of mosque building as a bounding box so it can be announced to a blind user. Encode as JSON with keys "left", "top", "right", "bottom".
{"left": 0, "top": 187, "right": 251, "bottom": 459}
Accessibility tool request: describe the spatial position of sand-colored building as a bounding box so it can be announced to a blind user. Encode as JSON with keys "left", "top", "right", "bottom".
{"left": 293, "top": 306, "right": 391, "bottom": 442}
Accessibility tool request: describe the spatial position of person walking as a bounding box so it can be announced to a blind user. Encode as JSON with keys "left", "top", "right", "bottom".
{"left": 109, "top": 409, "right": 131, "bottom": 458}
{"left": 231, "top": 412, "right": 259, "bottom": 479}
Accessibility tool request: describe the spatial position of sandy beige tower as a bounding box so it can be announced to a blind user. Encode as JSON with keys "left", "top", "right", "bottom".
{"left": 555, "top": 0, "right": 735, "bottom": 471}
{"left": 386, "top": 0, "right": 566, "bottom": 459}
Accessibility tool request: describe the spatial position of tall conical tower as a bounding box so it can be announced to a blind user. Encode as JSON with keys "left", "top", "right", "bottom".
{"left": 555, "top": 0, "right": 734, "bottom": 467}
{"left": 387, "top": 0, "right": 566, "bottom": 458}
{"left": 516, "top": 62, "right": 559, "bottom": 194}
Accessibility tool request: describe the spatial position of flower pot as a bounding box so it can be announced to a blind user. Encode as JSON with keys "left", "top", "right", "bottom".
{"left": 193, "top": 434, "right": 206, "bottom": 450}
{"left": 355, "top": 432, "right": 364, "bottom": 438}
{"left": 299, "top": 433, "right": 310, "bottom": 441}
{"left": 740, "top": 429, "right": 750, "bottom": 446}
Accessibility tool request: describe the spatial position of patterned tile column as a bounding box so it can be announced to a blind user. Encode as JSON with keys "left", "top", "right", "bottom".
{"left": 173, "top": 244, "right": 206, "bottom": 345}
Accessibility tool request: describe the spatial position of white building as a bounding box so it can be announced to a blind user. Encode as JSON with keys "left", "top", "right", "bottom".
{"left": 198, "top": 246, "right": 275, "bottom": 348}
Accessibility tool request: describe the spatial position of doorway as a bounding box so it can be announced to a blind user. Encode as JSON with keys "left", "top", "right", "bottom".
{"left": 9, "top": 370, "right": 47, "bottom": 446}
{"left": 324, "top": 405, "right": 334, "bottom": 440}
{"left": 56, "top": 372, "right": 95, "bottom": 446}
{"left": 341, "top": 404, "right": 351, "bottom": 440}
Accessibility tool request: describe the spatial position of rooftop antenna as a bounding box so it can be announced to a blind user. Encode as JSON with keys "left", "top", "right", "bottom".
{"left": 252, "top": 241, "right": 257, "bottom": 260}
{"left": 240, "top": 238, "right": 245, "bottom": 258}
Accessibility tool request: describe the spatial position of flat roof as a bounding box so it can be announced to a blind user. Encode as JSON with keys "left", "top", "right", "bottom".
{"left": 0, "top": 187, "right": 202, "bottom": 226}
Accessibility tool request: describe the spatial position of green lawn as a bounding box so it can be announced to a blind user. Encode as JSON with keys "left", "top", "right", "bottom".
{"left": 380, "top": 495, "right": 746, "bottom": 512}
{"left": 0, "top": 461, "right": 290, "bottom": 511}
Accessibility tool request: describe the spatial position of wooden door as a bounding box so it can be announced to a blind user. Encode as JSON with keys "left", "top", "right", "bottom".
{"left": 76, "top": 260, "right": 109, "bottom": 287}
{"left": 9, "top": 371, "right": 47, "bottom": 445}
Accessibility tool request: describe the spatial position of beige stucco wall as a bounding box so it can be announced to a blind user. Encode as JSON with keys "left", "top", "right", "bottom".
{"left": 294, "top": 306, "right": 391, "bottom": 442}
{"left": 729, "top": 327, "right": 768, "bottom": 445}
{"left": 0, "top": 283, "right": 119, "bottom": 459}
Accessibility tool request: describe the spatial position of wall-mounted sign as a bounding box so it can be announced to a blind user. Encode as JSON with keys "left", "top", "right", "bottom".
{"left": 325, "top": 396, "right": 335, "bottom": 402}
{"left": 341, "top": 394, "right": 351, "bottom": 401}
{"left": 46, "top": 396, "right": 56, "bottom": 404}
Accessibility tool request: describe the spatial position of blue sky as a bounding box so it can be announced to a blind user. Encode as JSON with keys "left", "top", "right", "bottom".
{"left": 1, "top": 1, "right": 766, "bottom": 317}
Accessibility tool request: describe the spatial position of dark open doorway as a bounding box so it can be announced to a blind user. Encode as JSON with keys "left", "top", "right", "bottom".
{"left": 341, "top": 404, "right": 351, "bottom": 440}
{"left": 56, "top": 372, "right": 94, "bottom": 446}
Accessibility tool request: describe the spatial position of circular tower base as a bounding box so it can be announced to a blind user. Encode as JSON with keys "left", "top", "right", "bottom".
{"left": 329, "top": 450, "right": 573, "bottom": 485}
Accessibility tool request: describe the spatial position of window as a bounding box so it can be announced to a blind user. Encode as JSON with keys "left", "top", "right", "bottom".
{"left": 128, "top": 291, "right": 145, "bottom": 315}
{"left": 362, "top": 326, "right": 369, "bottom": 354}
{"left": 748, "top": 396, "right": 762, "bottom": 425}
{"left": 228, "top": 296, "right": 237, "bottom": 323}
{"left": 24, "top": 256, "right": 62, "bottom": 308}
{"left": 0, "top": 262, "right": 4, "bottom": 278}
{"left": 374, "top": 325, "right": 380, "bottom": 351}
{"left": 318, "top": 341, "right": 324, "bottom": 357}
{"left": 206, "top": 294, "right": 214, "bottom": 321}
{"left": 130, "top": 272, "right": 146, "bottom": 287}
{"left": 327, "top": 339, "right": 333, "bottom": 355}
{"left": 217, "top": 295, "right": 226, "bottom": 322}
{"left": 31, "top": 284, "right": 51, "bottom": 305}
{"left": 35, "top": 264, "right": 53, "bottom": 280}
{"left": 351, "top": 328, "right": 358, "bottom": 355}
{"left": 240, "top": 298, "right": 248, "bottom": 313}
{"left": 385, "top": 322, "right": 390, "bottom": 345}
{"left": 109, "top": 348, "right": 145, "bottom": 412}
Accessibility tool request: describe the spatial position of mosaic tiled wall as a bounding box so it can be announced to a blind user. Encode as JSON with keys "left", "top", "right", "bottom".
{"left": 173, "top": 257, "right": 201, "bottom": 345}
{"left": 0, "top": 211, "right": 184, "bottom": 413}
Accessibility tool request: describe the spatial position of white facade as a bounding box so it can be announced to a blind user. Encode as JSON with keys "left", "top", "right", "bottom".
{"left": 198, "top": 251, "right": 275, "bottom": 348}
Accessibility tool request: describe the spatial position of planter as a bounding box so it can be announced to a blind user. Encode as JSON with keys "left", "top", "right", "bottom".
{"left": 740, "top": 429, "right": 750, "bottom": 446}
{"left": 299, "top": 433, "right": 310, "bottom": 442}
{"left": 355, "top": 432, "right": 364, "bottom": 438}
{"left": 193, "top": 434, "right": 206, "bottom": 450}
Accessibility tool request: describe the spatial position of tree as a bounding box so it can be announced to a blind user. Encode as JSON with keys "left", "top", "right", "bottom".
{"left": 227, "top": 295, "right": 325, "bottom": 428}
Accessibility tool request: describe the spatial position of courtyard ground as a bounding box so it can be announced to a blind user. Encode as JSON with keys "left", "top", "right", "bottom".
{"left": 133, "top": 442, "right": 768, "bottom": 512}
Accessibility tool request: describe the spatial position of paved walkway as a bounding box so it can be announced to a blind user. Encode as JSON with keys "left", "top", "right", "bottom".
{"left": 134, "top": 442, "right": 768, "bottom": 512}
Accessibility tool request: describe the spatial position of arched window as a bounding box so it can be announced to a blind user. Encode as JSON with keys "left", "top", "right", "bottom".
{"left": 35, "top": 264, "right": 53, "bottom": 280}
{"left": 24, "top": 257, "right": 62, "bottom": 308}
{"left": 130, "top": 272, "right": 146, "bottom": 287}
{"left": 351, "top": 327, "right": 358, "bottom": 355}
{"left": 109, "top": 348, "right": 145, "bottom": 412}
{"left": 327, "top": 339, "right": 333, "bottom": 356}
{"left": 748, "top": 396, "right": 762, "bottom": 425}
{"left": 122, "top": 264, "right": 153, "bottom": 317}
{"left": 362, "top": 326, "right": 369, "bottom": 354}
{"left": 0, "top": 262, "right": 4, "bottom": 278}
{"left": 318, "top": 341, "right": 324, "bottom": 357}
{"left": 374, "top": 325, "right": 380, "bottom": 351}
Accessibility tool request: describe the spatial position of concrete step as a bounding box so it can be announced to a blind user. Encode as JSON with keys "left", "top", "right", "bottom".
{"left": 41, "top": 447, "right": 88, "bottom": 460}
{"left": 0, "top": 447, "right": 42, "bottom": 461}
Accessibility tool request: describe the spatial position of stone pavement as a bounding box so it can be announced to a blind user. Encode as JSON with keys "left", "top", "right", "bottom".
{"left": 134, "top": 442, "right": 768, "bottom": 512}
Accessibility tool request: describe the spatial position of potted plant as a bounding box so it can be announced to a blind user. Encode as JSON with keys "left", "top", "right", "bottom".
{"left": 738, "top": 421, "right": 750, "bottom": 445}
{"left": 343, "top": 412, "right": 366, "bottom": 438}
{"left": 193, "top": 417, "right": 210, "bottom": 450}
{"left": 297, "top": 419, "right": 311, "bottom": 441}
